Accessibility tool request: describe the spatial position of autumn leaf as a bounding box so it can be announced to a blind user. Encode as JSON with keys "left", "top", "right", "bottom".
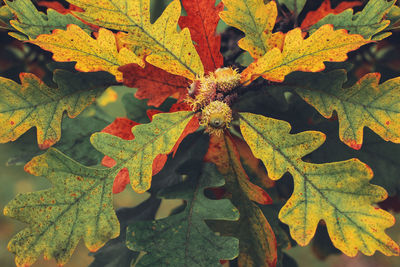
{"left": 292, "top": 70, "right": 400, "bottom": 150}
{"left": 205, "top": 135, "right": 277, "bottom": 267}
{"left": 126, "top": 163, "right": 239, "bottom": 266}
{"left": 240, "top": 24, "right": 369, "bottom": 84}
{"left": 100, "top": 117, "right": 138, "bottom": 194}
{"left": 0, "top": 5, "right": 13, "bottom": 30}
{"left": 119, "top": 63, "right": 189, "bottom": 108}
{"left": 30, "top": 25, "right": 142, "bottom": 82}
{"left": 0, "top": 70, "right": 115, "bottom": 149}
{"left": 233, "top": 136, "right": 274, "bottom": 189}
{"left": 5, "top": 0, "right": 89, "bottom": 40}
{"left": 309, "top": 0, "right": 395, "bottom": 40}
{"left": 205, "top": 135, "right": 272, "bottom": 205}
{"left": 239, "top": 112, "right": 400, "bottom": 256}
{"left": 220, "top": 0, "right": 284, "bottom": 59}
{"left": 4, "top": 148, "right": 119, "bottom": 266}
{"left": 38, "top": 1, "right": 83, "bottom": 15}
{"left": 179, "top": 0, "right": 224, "bottom": 72}
{"left": 67, "top": 0, "right": 204, "bottom": 80}
{"left": 301, "top": 0, "right": 362, "bottom": 29}
{"left": 91, "top": 111, "right": 198, "bottom": 193}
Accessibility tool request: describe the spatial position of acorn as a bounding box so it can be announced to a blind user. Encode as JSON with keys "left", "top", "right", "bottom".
{"left": 213, "top": 67, "right": 241, "bottom": 92}
{"left": 200, "top": 101, "right": 232, "bottom": 136}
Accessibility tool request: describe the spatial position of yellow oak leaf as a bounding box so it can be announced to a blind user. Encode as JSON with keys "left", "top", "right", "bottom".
{"left": 239, "top": 112, "right": 400, "bottom": 257}
{"left": 30, "top": 24, "right": 142, "bottom": 82}
{"left": 240, "top": 24, "right": 369, "bottom": 84}
{"left": 220, "top": 0, "right": 285, "bottom": 59}
{"left": 67, "top": 0, "right": 204, "bottom": 80}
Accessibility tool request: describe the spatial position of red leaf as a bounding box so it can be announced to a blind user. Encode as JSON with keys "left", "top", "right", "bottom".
{"left": 205, "top": 135, "right": 272, "bottom": 205}
{"left": 179, "top": 0, "right": 224, "bottom": 73}
{"left": 38, "top": 1, "right": 83, "bottom": 14}
{"left": 301, "top": 0, "right": 362, "bottom": 29}
{"left": 119, "top": 63, "right": 189, "bottom": 107}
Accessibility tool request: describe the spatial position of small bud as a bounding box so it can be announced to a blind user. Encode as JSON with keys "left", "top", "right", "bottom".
{"left": 200, "top": 101, "right": 232, "bottom": 136}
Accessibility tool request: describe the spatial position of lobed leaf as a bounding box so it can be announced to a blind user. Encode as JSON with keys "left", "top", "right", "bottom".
{"left": 309, "top": 0, "right": 395, "bottom": 40}
{"left": 293, "top": 70, "right": 400, "bottom": 149}
{"left": 220, "top": 0, "right": 284, "bottom": 59}
{"left": 205, "top": 135, "right": 277, "bottom": 267}
{"left": 5, "top": 0, "right": 89, "bottom": 40}
{"left": 126, "top": 163, "right": 240, "bottom": 266}
{"left": 179, "top": 0, "right": 224, "bottom": 72}
{"left": 0, "top": 70, "right": 115, "bottom": 149}
{"left": 4, "top": 148, "right": 119, "bottom": 266}
{"left": 67, "top": 0, "right": 204, "bottom": 80}
{"left": 91, "top": 111, "right": 198, "bottom": 193}
{"left": 240, "top": 24, "right": 369, "bottom": 84}
{"left": 239, "top": 112, "right": 400, "bottom": 256}
{"left": 119, "top": 63, "right": 189, "bottom": 108}
{"left": 301, "top": 0, "right": 362, "bottom": 29}
{"left": 30, "top": 25, "right": 143, "bottom": 82}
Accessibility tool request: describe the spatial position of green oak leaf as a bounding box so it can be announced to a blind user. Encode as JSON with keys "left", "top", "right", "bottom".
{"left": 5, "top": 0, "right": 90, "bottom": 40}
{"left": 239, "top": 112, "right": 399, "bottom": 257}
{"left": 0, "top": 70, "right": 115, "bottom": 149}
{"left": 4, "top": 148, "right": 119, "bottom": 266}
{"left": 90, "top": 111, "right": 197, "bottom": 193}
{"left": 126, "top": 163, "right": 239, "bottom": 266}
{"left": 292, "top": 70, "right": 400, "bottom": 150}
{"left": 309, "top": 0, "right": 395, "bottom": 40}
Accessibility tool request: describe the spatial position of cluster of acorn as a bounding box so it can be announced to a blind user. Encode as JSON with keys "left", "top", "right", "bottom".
{"left": 186, "top": 67, "right": 241, "bottom": 136}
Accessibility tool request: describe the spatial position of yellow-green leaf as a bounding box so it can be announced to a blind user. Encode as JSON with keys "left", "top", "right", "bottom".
{"left": 4, "top": 148, "right": 119, "bottom": 266}
{"left": 239, "top": 112, "right": 400, "bottom": 257}
{"left": 293, "top": 71, "right": 400, "bottom": 149}
{"left": 5, "top": 0, "right": 89, "bottom": 40}
{"left": 67, "top": 0, "right": 204, "bottom": 80}
{"left": 0, "top": 70, "right": 115, "bottom": 149}
{"left": 30, "top": 25, "right": 143, "bottom": 82}
{"left": 90, "top": 111, "right": 196, "bottom": 193}
{"left": 220, "top": 0, "right": 284, "bottom": 59}
{"left": 240, "top": 24, "right": 369, "bottom": 84}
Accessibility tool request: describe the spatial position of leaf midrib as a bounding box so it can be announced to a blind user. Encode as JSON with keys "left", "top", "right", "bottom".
{"left": 239, "top": 114, "right": 396, "bottom": 252}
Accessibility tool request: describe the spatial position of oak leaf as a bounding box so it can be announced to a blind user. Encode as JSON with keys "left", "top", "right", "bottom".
{"left": 179, "top": 0, "right": 224, "bottom": 72}
{"left": 240, "top": 24, "right": 369, "bottom": 84}
{"left": 220, "top": 0, "right": 284, "bottom": 59}
{"left": 119, "top": 63, "right": 189, "bottom": 108}
{"left": 239, "top": 112, "right": 400, "bottom": 256}
{"left": 0, "top": 70, "right": 114, "bottom": 149}
{"left": 205, "top": 134, "right": 277, "bottom": 267}
{"left": 301, "top": 0, "right": 362, "bottom": 29}
{"left": 293, "top": 71, "right": 400, "bottom": 149}
{"left": 30, "top": 25, "right": 143, "bottom": 82}
{"left": 4, "top": 149, "right": 119, "bottom": 266}
{"left": 309, "top": 0, "right": 395, "bottom": 40}
{"left": 91, "top": 111, "right": 198, "bottom": 193}
{"left": 5, "top": 0, "right": 89, "bottom": 40}
{"left": 126, "top": 163, "right": 239, "bottom": 266}
{"left": 67, "top": 0, "right": 204, "bottom": 80}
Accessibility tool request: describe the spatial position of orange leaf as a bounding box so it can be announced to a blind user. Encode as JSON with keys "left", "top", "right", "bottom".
{"left": 301, "top": 0, "right": 362, "bottom": 29}
{"left": 179, "top": 0, "right": 224, "bottom": 72}
{"left": 38, "top": 1, "right": 83, "bottom": 14}
{"left": 205, "top": 135, "right": 272, "bottom": 205}
{"left": 119, "top": 63, "right": 189, "bottom": 107}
